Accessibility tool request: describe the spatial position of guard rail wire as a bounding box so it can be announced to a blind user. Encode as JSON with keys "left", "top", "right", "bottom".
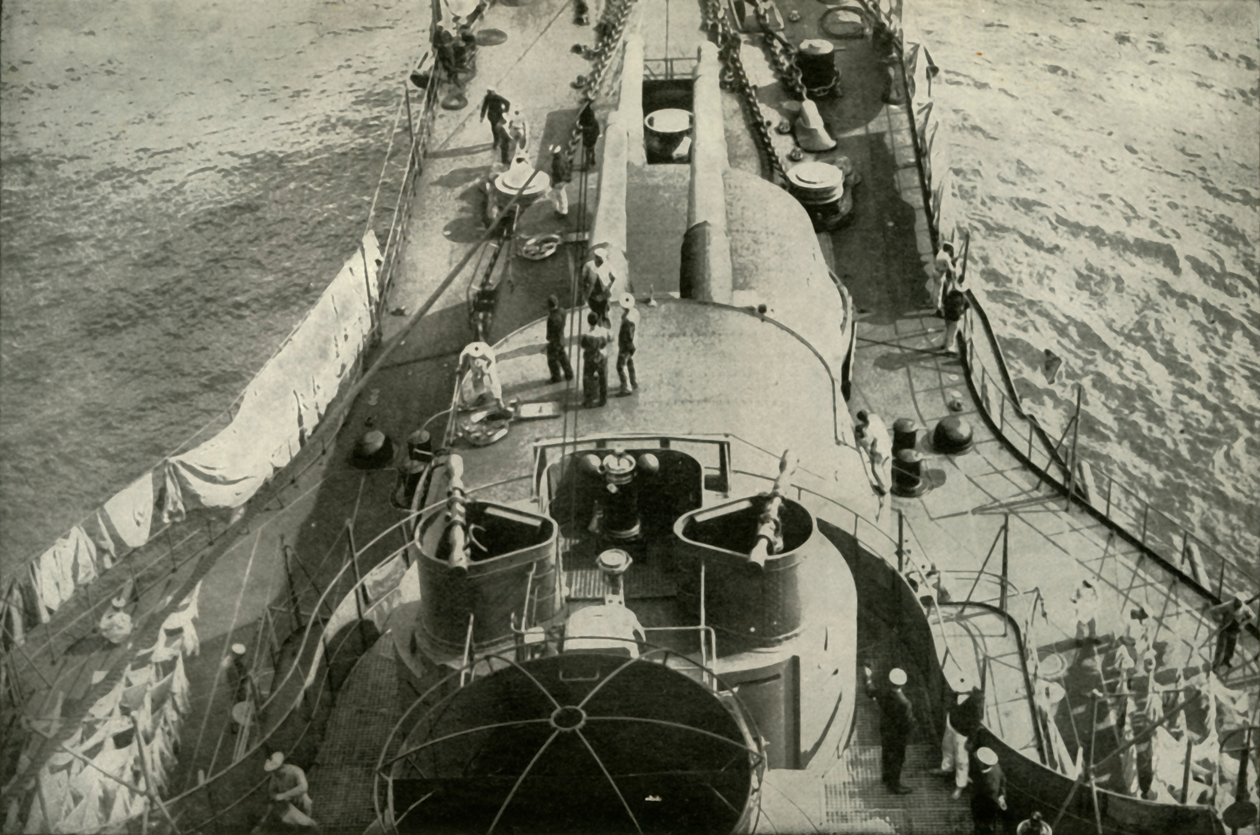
{"left": 0, "top": 56, "right": 444, "bottom": 656}
{"left": 881, "top": 0, "right": 1257, "bottom": 632}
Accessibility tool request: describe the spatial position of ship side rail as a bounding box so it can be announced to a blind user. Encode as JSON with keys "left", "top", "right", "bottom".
{"left": 724, "top": 463, "right": 1050, "bottom": 767}
{"left": 0, "top": 52, "right": 445, "bottom": 648}
{"left": 960, "top": 276, "right": 1256, "bottom": 613}
{"left": 880, "top": 7, "right": 1256, "bottom": 633}
{"left": 5, "top": 472, "right": 522, "bottom": 835}
{"left": 135, "top": 489, "right": 448, "bottom": 833}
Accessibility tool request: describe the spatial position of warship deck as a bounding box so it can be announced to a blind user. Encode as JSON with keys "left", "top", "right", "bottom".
{"left": 5, "top": 0, "right": 1256, "bottom": 833}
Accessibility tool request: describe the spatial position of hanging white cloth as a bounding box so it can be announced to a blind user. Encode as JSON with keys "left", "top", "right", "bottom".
{"left": 56, "top": 778, "right": 104, "bottom": 834}
{"left": 100, "top": 472, "right": 155, "bottom": 551}
{"left": 171, "top": 654, "right": 190, "bottom": 716}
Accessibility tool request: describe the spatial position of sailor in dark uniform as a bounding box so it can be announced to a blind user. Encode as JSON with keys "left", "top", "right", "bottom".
{"left": 545, "top": 295, "right": 574, "bottom": 383}
{"left": 616, "top": 293, "right": 638, "bottom": 396}
{"left": 582, "top": 248, "right": 613, "bottom": 323}
{"left": 480, "top": 87, "right": 511, "bottom": 149}
{"left": 864, "top": 665, "right": 915, "bottom": 793}
{"left": 580, "top": 311, "right": 610, "bottom": 407}
{"left": 970, "top": 746, "right": 1008, "bottom": 835}
{"left": 578, "top": 101, "right": 601, "bottom": 169}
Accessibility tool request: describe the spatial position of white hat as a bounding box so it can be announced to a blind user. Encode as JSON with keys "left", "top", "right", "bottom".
{"left": 231, "top": 643, "right": 247, "bottom": 656}
{"left": 976, "top": 747, "right": 998, "bottom": 767}
{"left": 888, "top": 668, "right": 907, "bottom": 687}
{"left": 111, "top": 595, "right": 127, "bottom": 608}
{"left": 618, "top": 293, "right": 635, "bottom": 310}
{"left": 264, "top": 751, "right": 285, "bottom": 772}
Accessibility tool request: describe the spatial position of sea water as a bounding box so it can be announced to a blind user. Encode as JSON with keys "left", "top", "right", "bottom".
{"left": 2, "top": 0, "right": 1257, "bottom": 575}
{"left": 923, "top": 0, "right": 1259, "bottom": 565}
{"left": 0, "top": 0, "right": 424, "bottom": 567}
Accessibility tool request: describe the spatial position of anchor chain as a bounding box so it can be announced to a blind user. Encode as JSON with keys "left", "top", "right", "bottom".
{"left": 563, "top": 0, "right": 639, "bottom": 166}
{"left": 752, "top": 0, "right": 807, "bottom": 101}
{"left": 700, "top": 0, "right": 788, "bottom": 184}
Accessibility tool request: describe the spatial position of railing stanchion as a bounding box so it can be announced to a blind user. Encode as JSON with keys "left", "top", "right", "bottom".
{"left": 1065, "top": 383, "right": 1083, "bottom": 512}
{"left": 1181, "top": 732, "right": 1194, "bottom": 803}
{"left": 1000, "top": 514, "right": 1010, "bottom": 618}
{"left": 896, "top": 510, "right": 905, "bottom": 574}
{"left": 403, "top": 81, "right": 416, "bottom": 150}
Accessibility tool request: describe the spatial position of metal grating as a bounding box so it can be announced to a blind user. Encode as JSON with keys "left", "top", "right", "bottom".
{"left": 817, "top": 613, "right": 976, "bottom": 833}
{"left": 563, "top": 563, "right": 678, "bottom": 600}
{"left": 308, "top": 643, "right": 405, "bottom": 832}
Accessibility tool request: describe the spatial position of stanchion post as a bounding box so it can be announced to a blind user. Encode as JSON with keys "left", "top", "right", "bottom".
{"left": 404, "top": 81, "right": 416, "bottom": 151}
{"left": 1065, "top": 382, "right": 1083, "bottom": 512}
{"left": 896, "top": 510, "right": 905, "bottom": 574}
{"left": 1000, "top": 513, "right": 1010, "bottom": 617}
{"left": 346, "top": 521, "right": 369, "bottom": 648}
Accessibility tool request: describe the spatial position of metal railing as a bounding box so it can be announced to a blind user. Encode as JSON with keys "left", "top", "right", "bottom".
{"left": 1, "top": 55, "right": 443, "bottom": 654}
{"left": 960, "top": 297, "right": 1256, "bottom": 608}
{"left": 643, "top": 55, "right": 699, "bottom": 79}
{"left": 885, "top": 16, "right": 1256, "bottom": 626}
{"left": 19, "top": 468, "right": 526, "bottom": 835}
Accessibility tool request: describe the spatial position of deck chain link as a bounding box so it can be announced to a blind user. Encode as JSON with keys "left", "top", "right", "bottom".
{"left": 752, "top": 0, "right": 807, "bottom": 100}
{"left": 700, "top": 0, "right": 789, "bottom": 184}
{"left": 562, "top": 0, "right": 639, "bottom": 168}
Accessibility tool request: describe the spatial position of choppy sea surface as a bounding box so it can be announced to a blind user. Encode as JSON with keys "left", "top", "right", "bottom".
{"left": 923, "top": 0, "right": 1259, "bottom": 564}
{"left": 2, "top": 0, "right": 1257, "bottom": 574}
{"left": 0, "top": 0, "right": 424, "bottom": 568}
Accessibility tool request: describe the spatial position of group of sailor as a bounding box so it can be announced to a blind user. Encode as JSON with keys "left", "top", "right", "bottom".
{"left": 863, "top": 655, "right": 1125, "bottom": 835}
{"left": 863, "top": 664, "right": 1040, "bottom": 834}
{"left": 543, "top": 248, "right": 639, "bottom": 407}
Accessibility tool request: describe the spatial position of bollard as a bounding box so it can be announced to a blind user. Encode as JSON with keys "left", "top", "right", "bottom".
{"left": 933, "top": 416, "right": 974, "bottom": 454}
{"left": 892, "top": 418, "right": 918, "bottom": 455}
{"left": 891, "top": 449, "right": 927, "bottom": 497}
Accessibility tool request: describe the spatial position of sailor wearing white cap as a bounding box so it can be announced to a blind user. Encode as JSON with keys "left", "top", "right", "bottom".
{"left": 940, "top": 675, "right": 983, "bottom": 799}
{"left": 616, "top": 293, "right": 639, "bottom": 397}
{"left": 1070, "top": 577, "right": 1099, "bottom": 645}
{"left": 970, "top": 746, "right": 1007, "bottom": 834}
{"left": 581, "top": 247, "right": 614, "bottom": 322}
{"left": 862, "top": 663, "right": 915, "bottom": 794}
{"left": 98, "top": 593, "right": 133, "bottom": 645}
{"left": 549, "top": 144, "right": 571, "bottom": 217}
{"left": 265, "top": 751, "right": 315, "bottom": 821}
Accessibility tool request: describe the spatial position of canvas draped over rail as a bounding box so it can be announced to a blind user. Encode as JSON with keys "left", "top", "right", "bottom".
{"left": 100, "top": 473, "right": 156, "bottom": 551}
{"left": 7, "top": 208, "right": 381, "bottom": 638}
{"left": 162, "top": 231, "right": 381, "bottom": 521}
{"left": 900, "top": 14, "right": 961, "bottom": 244}
{"left": 26, "top": 527, "right": 98, "bottom": 622}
